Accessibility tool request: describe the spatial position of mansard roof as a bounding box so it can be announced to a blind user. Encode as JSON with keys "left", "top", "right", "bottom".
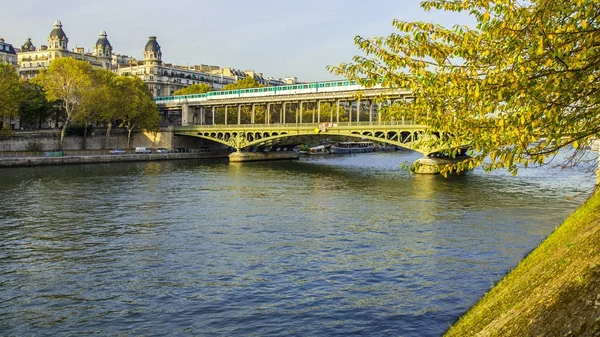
{"left": 49, "top": 20, "right": 68, "bottom": 40}
{"left": 145, "top": 36, "right": 161, "bottom": 53}
{"left": 0, "top": 38, "right": 17, "bottom": 55}
{"left": 95, "top": 30, "right": 112, "bottom": 48}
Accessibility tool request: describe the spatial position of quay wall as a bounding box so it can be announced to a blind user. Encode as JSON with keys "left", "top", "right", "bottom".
{"left": 0, "top": 152, "right": 230, "bottom": 168}
{"left": 0, "top": 127, "right": 227, "bottom": 152}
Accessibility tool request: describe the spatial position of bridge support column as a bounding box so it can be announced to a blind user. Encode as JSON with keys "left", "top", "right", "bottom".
{"left": 299, "top": 101, "right": 303, "bottom": 124}
{"left": 237, "top": 105, "right": 241, "bottom": 125}
{"left": 200, "top": 107, "right": 205, "bottom": 125}
{"left": 378, "top": 103, "right": 382, "bottom": 125}
{"left": 181, "top": 104, "right": 190, "bottom": 126}
{"left": 369, "top": 100, "right": 373, "bottom": 123}
{"left": 336, "top": 100, "right": 340, "bottom": 123}
{"left": 267, "top": 103, "right": 271, "bottom": 124}
{"left": 283, "top": 102, "right": 286, "bottom": 124}
{"left": 251, "top": 104, "right": 255, "bottom": 124}
{"left": 317, "top": 100, "right": 321, "bottom": 124}
{"left": 312, "top": 102, "right": 315, "bottom": 123}
{"left": 348, "top": 101, "right": 352, "bottom": 123}
{"left": 356, "top": 99, "right": 361, "bottom": 123}
{"left": 225, "top": 106, "right": 228, "bottom": 125}
{"left": 212, "top": 106, "right": 215, "bottom": 125}
{"left": 330, "top": 101, "right": 333, "bottom": 123}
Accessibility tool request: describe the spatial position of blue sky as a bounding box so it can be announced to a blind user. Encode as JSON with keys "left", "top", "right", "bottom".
{"left": 0, "top": 0, "right": 472, "bottom": 82}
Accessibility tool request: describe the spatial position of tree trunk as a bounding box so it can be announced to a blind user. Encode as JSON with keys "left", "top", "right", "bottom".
{"left": 82, "top": 121, "right": 88, "bottom": 150}
{"left": 105, "top": 122, "right": 112, "bottom": 149}
{"left": 127, "top": 128, "right": 132, "bottom": 149}
{"left": 59, "top": 121, "right": 69, "bottom": 150}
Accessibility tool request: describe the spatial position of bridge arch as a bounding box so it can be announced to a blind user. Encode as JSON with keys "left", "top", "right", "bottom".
{"left": 176, "top": 123, "right": 435, "bottom": 154}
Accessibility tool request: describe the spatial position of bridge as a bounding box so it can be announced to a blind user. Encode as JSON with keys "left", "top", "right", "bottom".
{"left": 156, "top": 80, "right": 445, "bottom": 154}
{"left": 174, "top": 121, "right": 434, "bottom": 154}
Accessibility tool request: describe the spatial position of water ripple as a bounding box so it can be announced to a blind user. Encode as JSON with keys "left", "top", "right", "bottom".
{"left": 0, "top": 153, "right": 595, "bottom": 336}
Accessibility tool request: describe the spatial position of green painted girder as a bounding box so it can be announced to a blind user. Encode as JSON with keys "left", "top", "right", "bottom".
{"left": 174, "top": 121, "right": 452, "bottom": 155}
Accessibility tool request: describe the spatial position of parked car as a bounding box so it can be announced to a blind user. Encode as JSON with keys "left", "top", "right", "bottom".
{"left": 110, "top": 149, "right": 126, "bottom": 155}
{"left": 135, "top": 147, "right": 152, "bottom": 154}
{"left": 156, "top": 148, "right": 169, "bottom": 153}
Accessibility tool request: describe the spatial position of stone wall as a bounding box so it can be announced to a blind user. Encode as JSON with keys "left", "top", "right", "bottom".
{"left": 0, "top": 127, "right": 228, "bottom": 152}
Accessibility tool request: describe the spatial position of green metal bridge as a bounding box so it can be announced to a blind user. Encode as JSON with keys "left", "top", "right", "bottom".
{"left": 174, "top": 121, "right": 440, "bottom": 155}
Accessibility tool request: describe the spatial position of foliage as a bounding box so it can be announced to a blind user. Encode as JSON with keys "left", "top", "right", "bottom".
{"left": 19, "top": 81, "right": 53, "bottom": 129}
{"left": 76, "top": 68, "right": 119, "bottom": 149}
{"left": 222, "top": 77, "right": 263, "bottom": 90}
{"left": 299, "top": 102, "right": 349, "bottom": 123}
{"left": 34, "top": 58, "right": 94, "bottom": 149}
{"left": 0, "top": 63, "right": 21, "bottom": 129}
{"left": 329, "top": 0, "right": 600, "bottom": 175}
{"left": 173, "top": 83, "right": 212, "bottom": 95}
{"left": 115, "top": 76, "right": 160, "bottom": 148}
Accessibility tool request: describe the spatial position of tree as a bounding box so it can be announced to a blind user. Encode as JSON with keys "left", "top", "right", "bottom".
{"left": 92, "top": 70, "right": 121, "bottom": 149}
{"left": 0, "top": 63, "right": 21, "bottom": 132}
{"left": 114, "top": 76, "right": 160, "bottom": 148}
{"left": 173, "top": 83, "right": 212, "bottom": 95}
{"left": 34, "top": 58, "right": 93, "bottom": 149}
{"left": 329, "top": 0, "right": 600, "bottom": 175}
{"left": 19, "top": 81, "right": 53, "bottom": 129}
{"left": 77, "top": 68, "right": 118, "bottom": 149}
{"left": 222, "top": 77, "right": 262, "bottom": 90}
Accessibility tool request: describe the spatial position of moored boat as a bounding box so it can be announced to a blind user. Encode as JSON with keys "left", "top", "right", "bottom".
{"left": 308, "top": 145, "right": 329, "bottom": 154}
{"left": 330, "top": 141, "right": 375, "bottom": 154}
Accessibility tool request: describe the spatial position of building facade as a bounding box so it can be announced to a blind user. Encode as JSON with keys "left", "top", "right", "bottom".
{"left": 115, "top": 36, "right": 296, "bottom": 97}
{"left": 14, "top": 20, "right": 298, "bottom": 100}
{"left": 17, "top": 20, "right": 130, "bottom": 80}
{"left": 0, "top": 38, "right": 17, "bottom": 66}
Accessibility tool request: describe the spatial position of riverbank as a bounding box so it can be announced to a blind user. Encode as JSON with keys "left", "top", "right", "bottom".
{"left": 0, "top": 152, "right": 230, "bottom": 168}
{"left": 445, "top": 189, "right": 600, "bottom": 336}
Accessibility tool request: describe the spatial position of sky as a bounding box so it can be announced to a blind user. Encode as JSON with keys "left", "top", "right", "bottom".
{"left": 0, "top": 0, "right": 472, "bottom": 82}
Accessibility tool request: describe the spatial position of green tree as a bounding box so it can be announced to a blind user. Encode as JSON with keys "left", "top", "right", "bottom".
{"left": 115, "top": 76, "right": 160, "bottom": 148}
{"left": 34, "top": 58, "right": 93, "bottom": 149}
{"left": 222, "top": 77, "right": 262, "bottom": 90}
{"left": 19, "top": 81, "right": 53, "bottom": 129}
{"left": 76, "top": 68, "right": 119, "bottom": 149}
{"left": 0, "top": 63, "right": 21, "bottom": 132}
{"left": 173, "top": 83, "right": 212, "bottom": 95}
{"left": 94, "top": 70, "right": 121, "bottom": 149}
{"left": 329, "top": 0, "right": 600, "bottom": 175}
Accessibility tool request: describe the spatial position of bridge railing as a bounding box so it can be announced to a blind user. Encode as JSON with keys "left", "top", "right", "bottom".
{"left": 176, "top": 120, "right": 421, "bottom": 130}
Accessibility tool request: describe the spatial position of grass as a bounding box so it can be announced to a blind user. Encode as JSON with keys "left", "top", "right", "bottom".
{"left": 444, "top": 189, "right": 600, "bottom": 337}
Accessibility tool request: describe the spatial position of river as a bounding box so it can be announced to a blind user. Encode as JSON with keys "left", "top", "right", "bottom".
{"left": 0, "top": 151, "right": 594, "bottom": 336}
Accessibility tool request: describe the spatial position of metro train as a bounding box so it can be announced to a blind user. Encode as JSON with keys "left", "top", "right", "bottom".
{"left": 155, "top": 80, "right": 370, "bottom": 105}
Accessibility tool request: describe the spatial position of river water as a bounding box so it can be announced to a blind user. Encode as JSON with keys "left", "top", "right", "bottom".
{"left": 0, "top": 151, "right": 595, "bottom": 336}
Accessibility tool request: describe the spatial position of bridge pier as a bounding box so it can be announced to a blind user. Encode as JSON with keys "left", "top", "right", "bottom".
{"left": 413, "top": 156, "right": 471, "bottom": 174}
{"left": 229, "top": 151, "right": 299, "bottom": 162}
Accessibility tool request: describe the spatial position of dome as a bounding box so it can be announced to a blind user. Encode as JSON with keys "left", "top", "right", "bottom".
{"left": 95, "top": 30, "right": 112, "bottom": 48}
{"left": 144, "top": 36, "right": 161, "bottom": 53}
{"left": 21, "top": 37, "right": 35, "bottom": 52}
{"left": 49, "top": 20, "right": 67, "bottom": 40}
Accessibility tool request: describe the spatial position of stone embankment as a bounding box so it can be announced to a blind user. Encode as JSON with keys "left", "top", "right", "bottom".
{"left": 0, "top": 152, "right": 230, "bottom": 168}
{"left": 229, "top": 151, "right": 300, "bottom": 162}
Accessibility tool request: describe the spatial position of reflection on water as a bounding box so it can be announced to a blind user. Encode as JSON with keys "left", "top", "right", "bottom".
{"left": 0, "top": 152, "right": 595, "bottom": 336}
